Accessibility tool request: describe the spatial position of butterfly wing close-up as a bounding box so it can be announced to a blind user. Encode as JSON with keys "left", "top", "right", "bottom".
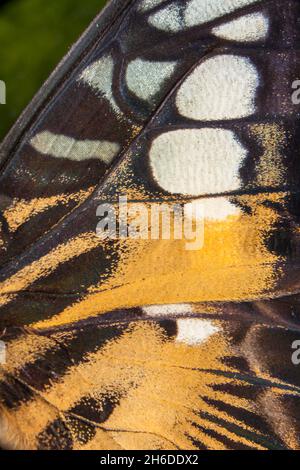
{"left": 0, "top": 0, "right": 300, "bottom": 451}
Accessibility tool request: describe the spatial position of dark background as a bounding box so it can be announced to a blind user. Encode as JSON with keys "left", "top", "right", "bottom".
{"left": 0, "top": 0, "right": 107, "bottom": 140}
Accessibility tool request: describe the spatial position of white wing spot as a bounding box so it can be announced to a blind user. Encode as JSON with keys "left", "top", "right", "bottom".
{"left": 213, "top": 13, "right": 269, "bottom": 42}
{"left": 148, "top": 4, "right": 183, "bottom": 32}
{"left": 126, "top": 59, "right": 177, "bottom": 101}
{"left": 78, "top": 55, "right": 121, "bottom": 114}
{"left": 176, "top": 319, "right": 220, "bottom": 345}
{"left": 147, "top": 0, "right": 262, "bottom": 31}
{"left": 143, "top": 304, "right": 193, "bottom": 317}
{"left": 139, "top": 0, "right": 167, "bottom": 12}
{"left": 185, "top": 0, "right": 262, "bottom": 27}
{"left": 149, "top": 128, "right": 247, "bottom": 196}
{"left": 185, "top": 198, "right": 241, "bottom": 222}
{"left": 30, "top": 131, "right": 120, "bottom": 164}
{"left": 176, "top": 54, "right": 259, "bottom": 121}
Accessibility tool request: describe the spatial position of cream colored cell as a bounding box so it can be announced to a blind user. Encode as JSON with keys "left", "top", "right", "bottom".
{"left": 148, "top": 4, "right": 183, "bottom": 32}
{"left": 78, "top": 55, "right": 120, "bottom": 114}
{"left": 213, "top": 12, "right": 269, "bottom": 42}
{"left": 185, "top": 0, "right": 261, "bottom": 27}
{"left": 126, "top": 59, "right": 177, "bottom": 101}
{"left": 176, "top": 54, "right": 259, "bottom": 121}
{"left": 147, "top": 0, "right": 262, "bottom": 32}
{"left": 30, "top": 131, "right": 120, "bottom": 163}
{"left": 139, "top": 0, "right": 167, "bottom": 12}
{"left": 149, "top": 128, "right": 247, "bottom": 195}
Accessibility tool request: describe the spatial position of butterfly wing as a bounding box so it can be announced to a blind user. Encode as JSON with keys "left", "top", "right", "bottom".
{"left": 1, "top": 300, "right": 300, "bottom": 450}
{"left": 1, "top": 0, "right": 300, "bottom": 449}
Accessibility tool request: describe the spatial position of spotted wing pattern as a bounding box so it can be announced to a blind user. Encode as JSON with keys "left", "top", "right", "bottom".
{"left": 0, "top": 0, "right": 300, "bottom": 450}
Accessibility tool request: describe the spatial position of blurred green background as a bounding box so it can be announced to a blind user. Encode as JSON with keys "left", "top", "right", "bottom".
{"left": 0, "top": 0, "right": 108, "bottom": 140}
